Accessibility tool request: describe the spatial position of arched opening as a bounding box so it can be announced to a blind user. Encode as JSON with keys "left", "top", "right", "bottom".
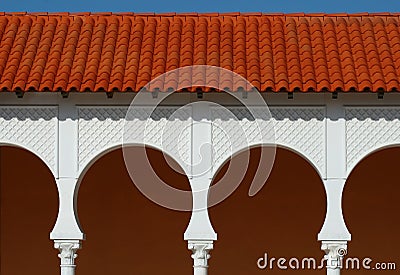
{"left": 343, "top": 147, "right": 400, "bottom": 274}
{"left": 77, "top": 147, "right": 192, "bottom": 275}
{"left": 0, "top": 146, "right": 58, "bottom": 275}
{"left": 209, "top": 147, "right": 326, "bottom": 274}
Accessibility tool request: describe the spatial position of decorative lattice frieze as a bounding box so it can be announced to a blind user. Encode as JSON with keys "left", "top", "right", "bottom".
{"left": 211, "top": 106, "right": 326, "bottom": 175}
{"left": 0, "top": 106, "right": 58, "bottom": 173}
{"left": 78, "top": 106, "right": 192, "bottom": 172}
{"left": 346, "top": 107, "right": 400, "bottom": 172}
{"left": 271, "top": 107, "right": 326, "bottom": 174}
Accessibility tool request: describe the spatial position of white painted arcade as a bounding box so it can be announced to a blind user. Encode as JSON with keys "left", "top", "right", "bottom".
{"left": 1, "top": 91, "right": 400, "bottom": 275}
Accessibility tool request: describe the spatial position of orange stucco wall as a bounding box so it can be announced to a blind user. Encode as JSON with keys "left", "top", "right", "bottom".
{"left": 0, "top": 147, "right": 58, "bottom": 275}
{"left": 343, "top": 148, "right": 400, "bottom": 274}
{"left": 209, "top": 148, "right": 326, "bottom": 275}
{"left": 1, "top": 146, "right": 399, "bottom": 275}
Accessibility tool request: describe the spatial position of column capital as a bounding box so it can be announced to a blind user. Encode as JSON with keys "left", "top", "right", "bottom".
{"left": 321, "top": 241, "right": 347, "bottom": 269}
{"left": 188, "top": 240, "right": 213, "bottom": 268}
{"left": 54, "top": 240, "right": 81, "bottom": 266}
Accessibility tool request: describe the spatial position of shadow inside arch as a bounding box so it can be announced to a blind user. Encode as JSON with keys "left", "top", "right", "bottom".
{"left": 343, "top": 147, "right": 400, "bottom": 274}
{"left": 77, "top": 146, "right": 192, "bottom": 275}
{"left": 0, "top": 146, "right": 58, "bottom": 275}
{"left": 208, "top": 146, "right": 326, "bottom": 275}
{"left": 209, "top": 144, "right": 323, "bottom": 204}
{"left": 77, "top": 144, "right": 193, "bottom": 211}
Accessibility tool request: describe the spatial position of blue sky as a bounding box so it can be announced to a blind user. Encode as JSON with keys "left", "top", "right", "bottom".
{"left": 1, "top": 0, "right": 400, "bottom": 13}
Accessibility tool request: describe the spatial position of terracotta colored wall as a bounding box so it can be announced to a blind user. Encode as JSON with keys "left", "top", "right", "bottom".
{"left": 209, "top": 148, "right": 326, "bottom": 275}
{"left": 2, "top": 145, "right": 400, "bottom": 275}
{"left": 343, "top": 148, "right": 400, "bottom": 274}
{"left": 77, "top": 148, "right": 192, "bottom": 275}
{"left": 0, "top": 147, "right": 58, "bottom": 275}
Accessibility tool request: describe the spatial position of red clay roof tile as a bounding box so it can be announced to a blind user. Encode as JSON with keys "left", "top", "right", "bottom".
{"left": 1, "top": 12, "right": 400, "bottom": 92}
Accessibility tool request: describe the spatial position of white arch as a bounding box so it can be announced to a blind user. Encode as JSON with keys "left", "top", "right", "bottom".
{"left": 347, "top": 142, "right": 400, "bottom": 178}
{"left": 78, "top": 143, "right": 124, "bottom": 179}
{"left": 77, "top": 142, "right": 190, "bottom": 183}
{"left": 76, "top": 141, "right": 192, "bottom": 213}
{"left": 336, "top": 142, "right": 400, "bottom": 241}
{"left": 77, "top": 141, "right": 325, "bottom": 202}
{"left": 210, "top": 141, "right": 331, "bottom": 242}
{"left": 207, "top": 142, "right": 325, "bottom": 216}
{"left": 212, "top": 142, "right": 324, "bottom": 183}
{"left": 74, "top": 141, "right": 192, "bottom": 234}
{"left": 0, "top": 141, "right": 55, "bottom": 177}
{"left": 0, "top": 141, "right": 65, "bottom": 240}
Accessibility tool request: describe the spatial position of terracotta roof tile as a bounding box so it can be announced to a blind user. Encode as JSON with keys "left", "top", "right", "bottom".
{"left": 259, "top": 16, "right": 274, "bottom": 90}
{"left": 1, "top": 12, "right": 400, "bottom": 92}
{"left": 122, "top": 17, "right": 143, "bottom": 91}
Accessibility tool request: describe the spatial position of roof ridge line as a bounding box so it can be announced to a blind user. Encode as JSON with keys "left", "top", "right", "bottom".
{"left": 2, "top": 11, "right": 400, "bottom": 17}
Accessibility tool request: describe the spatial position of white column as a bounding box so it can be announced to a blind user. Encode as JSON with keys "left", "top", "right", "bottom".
{"left": 184, "top": 101, "right": 217, "bottom": 240}
{"left": 188, "top": 240, "right": 213, "bottom": 275}
{"left": 320, "top": 99, "right": 351, "bottom": 275}
{"left": 52, "top": 100, "right": 84, "bottom": 275}
{"left": 184, "top": 102, "right": 217, "bottom": 275}
{"left": 322, "top": 241, "right": 347, "bottom": 275}
{"left": 318, "top": 179, "right": 350, "bottom": 240}
{"left": 321, "top": 99, "right": 350, "bottom": 240}
{"left": 50, "top": 178, "right": 84, "bottom": 240}
{"left": 54, "top": 240, "right": 81, "bottom": 275}
{"left": 51, "top": 100, "right": 83, "bottom": 240}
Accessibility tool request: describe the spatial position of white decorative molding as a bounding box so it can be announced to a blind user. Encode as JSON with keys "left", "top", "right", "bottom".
{"left": 54, "top": 240, "right": 81, "bottom": 275}
{"left": 188, "top": 240, "right": 213, "bottom": 268}
{"left": 78, "top": 107, "right": 126, "bottom": 171}
{"left": 211, "top": 106, "right": 272, "bottom": 172}
{"left": 272, "top": 107, "right": 326, "bottom": 175}
{"left": 346, "top": 107, "right": 400, "bottom": 173}
{"left": 321, "top": 241, "right": 347, "bottom": 270}
{"left": 0, "top": 106, "right": 58, "bottom": 174}
{"left": 55, "top": 241, "right": 81, "bottom": 265}
{"left": 77, "top": 106, "right": 192, "bottom": 173}
{"left": 211, "top": 106, "right": 326, "bottom": 176}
